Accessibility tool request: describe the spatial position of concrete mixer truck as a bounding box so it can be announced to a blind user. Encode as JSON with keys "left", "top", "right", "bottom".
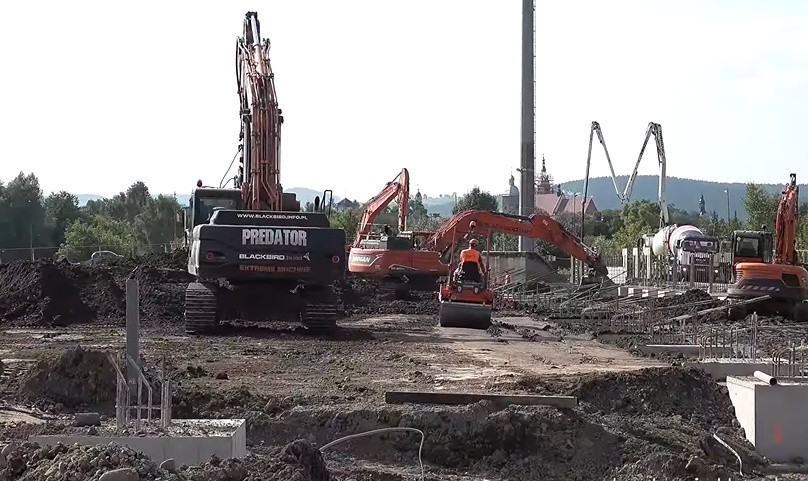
{"left": 650, "top": 225, "right": 720, "bottom": 282}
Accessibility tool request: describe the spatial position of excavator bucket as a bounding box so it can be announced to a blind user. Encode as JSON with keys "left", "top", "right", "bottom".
{"left": 438, "top": 301, "right": 492, "bottom": 330}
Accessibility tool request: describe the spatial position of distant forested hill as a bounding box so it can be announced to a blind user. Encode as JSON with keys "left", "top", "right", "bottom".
{"left": 558, "top": 175, "right": 801, "bottom": 220}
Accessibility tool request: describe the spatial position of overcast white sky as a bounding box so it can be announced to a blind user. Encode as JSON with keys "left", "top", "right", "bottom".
{"left": 1, "top": 1, "right": 806, "bottom": 201}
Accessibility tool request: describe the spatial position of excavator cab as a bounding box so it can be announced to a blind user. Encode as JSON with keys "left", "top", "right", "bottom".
{"left": 731, "top": 230, "right": 773, "bottom": 266}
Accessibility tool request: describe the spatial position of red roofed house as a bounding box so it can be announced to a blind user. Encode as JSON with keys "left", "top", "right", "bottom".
{"left": 499, "top": 156, "right": 599, "bottom": 217}
{"left": 534, "top": 156, "right": 598, "bottom": 216}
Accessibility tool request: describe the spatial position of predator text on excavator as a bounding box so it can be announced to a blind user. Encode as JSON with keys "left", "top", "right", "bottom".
{"left": 183, "top": 12, "right": 346, "bottom": 334}
{"left": 727, "top": 174, "right": 808, "bottom": 321}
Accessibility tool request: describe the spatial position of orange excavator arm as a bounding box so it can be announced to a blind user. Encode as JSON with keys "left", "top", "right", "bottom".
{"left": 353, "top": 168, "right": 410, "bottom": 248}
{"left": 774, "top": 173, "right": 799, "bottom": 265}
{"left": 425, "top": 210, "right": 609, "bottom": 276}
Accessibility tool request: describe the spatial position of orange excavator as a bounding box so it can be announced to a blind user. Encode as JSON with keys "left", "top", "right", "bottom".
{"left": 348, "top": 209, "right": 610, "bottom": 305}
{"left": 727, "top": 173, "right": 808, "bottom": 321}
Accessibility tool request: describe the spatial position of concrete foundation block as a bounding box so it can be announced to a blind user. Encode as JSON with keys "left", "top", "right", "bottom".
{"left": 73, "top": 413, "right": 101, "bottom": 427}
{"left": 685, "top": 360, "right": 771, "bottom": 380}
{"left": 727, "top": 376, "right": 808, "bottom": 463}
{"left": 30, "top": 419, "right": 246, "bottom": 467}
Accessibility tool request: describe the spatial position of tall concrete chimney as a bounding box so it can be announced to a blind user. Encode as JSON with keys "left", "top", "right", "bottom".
{"left": 518, "top": 0, "right": 536, "bottom": 252}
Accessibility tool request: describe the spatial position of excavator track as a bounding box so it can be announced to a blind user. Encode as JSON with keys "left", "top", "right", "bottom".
{"left": 184, "top": 282, "right": 219, "bottom": 335}
{"left": 301, "top": 287, "right": 342, "bottom": 330}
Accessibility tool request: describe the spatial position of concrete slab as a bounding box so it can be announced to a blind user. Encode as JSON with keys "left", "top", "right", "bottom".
{"left": 685, "top": 360, "right": 771, "bottom": 380}
{"left": 639, "top": 345, "right": 733, "bottom": 357}
{"left": 29, "top": 419, "right": 246, "bottom": 467}
{"left": 639, "top": 344, "right": 701, "bottom": 357}
{"left": 726, "top": 376, "right": 808, "bottom": 463}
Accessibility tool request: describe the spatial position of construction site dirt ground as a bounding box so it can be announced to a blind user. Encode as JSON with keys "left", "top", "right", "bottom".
{"left": 0, "top": 312, "right": 797, "bottom": 480}
{"left": 0, "top": 256, "right": 800, "bottom": 480}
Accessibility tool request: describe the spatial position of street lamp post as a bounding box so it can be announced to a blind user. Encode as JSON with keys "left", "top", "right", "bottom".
{"left": 26, "top": 199, "right": 34, "bottom": 261}
{"left": 724, "top": 189, "right": 730, "bottom": 223}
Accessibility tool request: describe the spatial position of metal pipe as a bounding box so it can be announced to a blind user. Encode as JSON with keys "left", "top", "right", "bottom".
{"left": 753, "top": 371, "right": 777, "bottom": 385}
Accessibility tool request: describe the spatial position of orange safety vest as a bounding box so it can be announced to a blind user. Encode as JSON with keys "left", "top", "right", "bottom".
{"left": 459, "top": 248, "right": 481, "bottom": 265}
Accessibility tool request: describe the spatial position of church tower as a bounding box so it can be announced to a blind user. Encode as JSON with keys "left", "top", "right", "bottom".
{"left": 536, "top": 155, "right": 554, "bottom": 195}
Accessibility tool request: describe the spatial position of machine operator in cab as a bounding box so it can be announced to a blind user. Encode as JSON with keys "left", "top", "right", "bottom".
{"left": 456, "top": 238, "right": 485, "bottom": 283}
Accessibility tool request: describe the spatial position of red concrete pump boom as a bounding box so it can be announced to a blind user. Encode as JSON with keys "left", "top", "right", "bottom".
{"left": 353, "top": 169, "right": 409, "bottom": 247}
{"left": 425, "top": 210, "right": 609, "bottom": 276}
{"left": 236, "top": 12, "right": 284, "bottom": 211}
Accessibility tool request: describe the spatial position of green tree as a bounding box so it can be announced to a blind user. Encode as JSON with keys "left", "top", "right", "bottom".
{"left": 43, "top": 191, "right": 81, "bottom": 246}
{"left": 614, "top": 199, "right": 661, "bottom": 247}
{"left": 409, "top": 213, "right": 445, "bottom": 232}
{"left": 331, "top": 208, "right": 361, "bottom": 243}
{"left": 409, "top": 191, "right": 428, "bottom": 222}
{"left": 452, "top": 187, "right": 498, "bottom": 214}
{"left": 134, "top": 195, "right": 183, "bottom": 250}
{"left": 58, "top": 215, "right": 137, "bottom": 261}
{"left": 744, "top": 184, "right": 778, "bottom": 231}
{"left": 0, "top": 172, "right": 47, "bottom": 249}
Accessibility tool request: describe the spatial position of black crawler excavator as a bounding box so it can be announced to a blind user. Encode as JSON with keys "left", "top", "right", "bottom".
{"left": 182, "top": 12, "right": 346, "bottom": 334}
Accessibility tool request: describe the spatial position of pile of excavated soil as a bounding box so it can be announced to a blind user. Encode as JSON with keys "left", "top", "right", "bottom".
{"left": 0, "top": 253, "right": 192, "bottom": 327}
{"left": 647, "top": 288, "right": 727, "bottom": 321}
{"left": 244, "top": 366, "right": 763, "bottom": 480}
{"left": 570, "top": 366, "right": 734, "bottom": 426}
{"left": 188, "top": 442, "right": 330, "bottom": 481}
{"left": 337, "top": 275, "right": 438, "bottom": 316}
{"left": 18, "top": 346, "right": 116, "bottom": 411}
{"left": 0, "top": 259, "right": 122, "bottom": 326}
{"left": 0, "top": 439, "right": 332, "bottom": 481}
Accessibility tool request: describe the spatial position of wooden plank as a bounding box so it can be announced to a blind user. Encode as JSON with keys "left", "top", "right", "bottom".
{"left": 384, "top": 391, "right": 578, "bottom": 408}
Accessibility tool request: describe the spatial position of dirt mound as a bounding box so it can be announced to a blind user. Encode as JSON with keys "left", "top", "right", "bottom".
{"left": 652, "top": 288, "right": 727, "bottom": 320}
{"left": 183, "top": 441, "right": 330, "bottom": 481}
{"left": 19, "top": 346, "right": 116, "bottom": 410}
{"left": 570, "top": 366, "right": 735, "bottom": 427}
{"left": 0, "top": 259, "right": 122, "bottom": 326}
{"left": 242, "top": 366, "right": 754, "bottom": 480}
{"left": 0, "top": 441, "right": 169, "bottom": 480}
{"left": 337, "top": 275, "right": 438, "bottom": 316}
{"left": 0, "top": 254, "right": 192, "bottom": 327}
{"left": 257, "top": 403, "right": 620, "bottom": 480}
{"left": 0, "top": 439, "right": 333, "bottom": 481}
{"left": 130, "top": 266, "right": 193, "bottom": 324}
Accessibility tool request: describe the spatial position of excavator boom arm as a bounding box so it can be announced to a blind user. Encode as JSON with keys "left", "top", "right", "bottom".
{"left": 353, "top": 168, "right": 410, "bottom": 247}
{"left": 774, "top": 173, "right": 799, "bottom": 265}
{"left": 425, "top": 210, "right": 608, "bottom": 276}
{"left": 236, "top": 12, "right": 284, "bottom": 211}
